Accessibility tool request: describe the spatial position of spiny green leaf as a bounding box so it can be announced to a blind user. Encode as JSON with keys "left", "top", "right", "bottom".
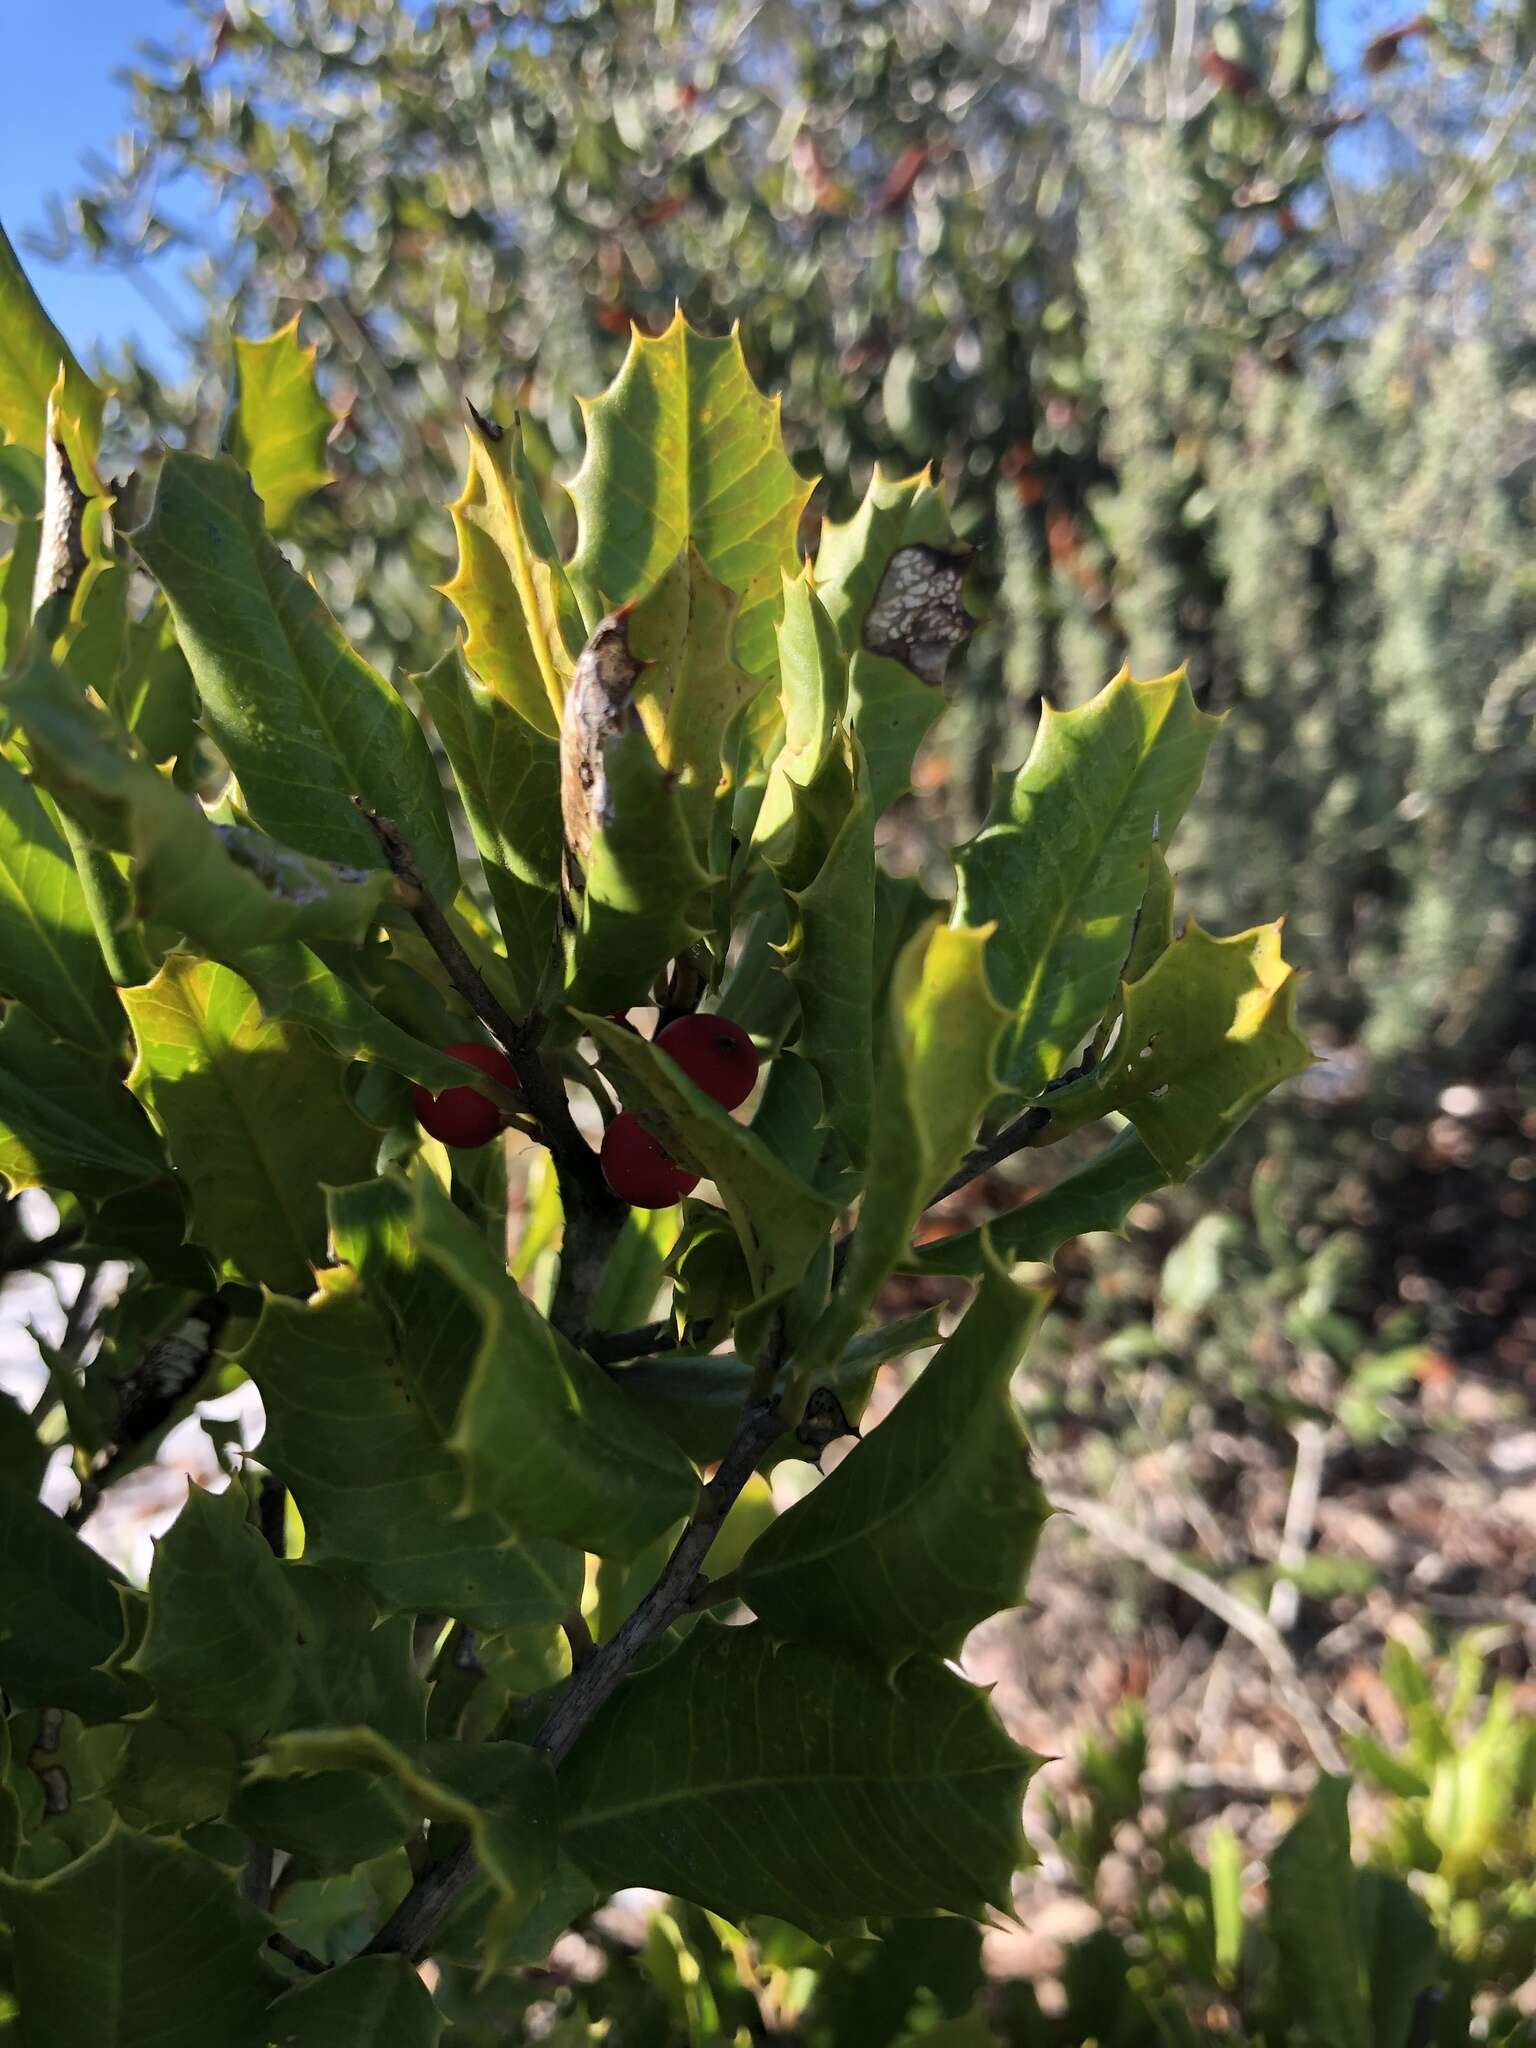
{"left": 107, "top": 599, "right": 197, "bottom": 765}
{"left": 567, "top": 311, "right": 813, "bottom": 678}
{"left": 0, "top": 1481, "right": 134, "bottom": 1722}
{"left": 0, "top": 1004, "right": 166, "bottom": 1202}
{"left": 0, "top": 222, "right": 104, "bottom": 470}
{"left": 0, "top": 1823, "right": 272, "bottom": 2048}
{"left": 2, "top": 642, "right": 392, "bottom": 956}
{"left": 410, "top": 1176, "right": 701, "bottom": 1557}
{"left": 233, "top": 940, "right": 499, "bottom": 1097}
{"left": 769, "top": 730, "right": 875, "bottom": 1169}
{"left": 127, "top": 1484, "right": 299, "bottom": 1743}
{"left": 627, "top": 545, "right": 764, "bottom": 849}
{"left": 581, "top": 1011, "right": 838, "bottom": 1316}
{"left": 441, "top": 406, "right": 581, "bottom": 734}
{"left": 415, "top": 646, "right": 560, "bottom": 1014}
{"left": 813, "top": 468, "right": 971, "bottom": 814}
{"left": 752, "top": 568, "right": 849, "bottom": 861}
{"left": 124, "top": 953, "right": 375, "bottom": 1295}
{"left": 327, "top": 1173, "right": 482, "bottom": 1437}
{"left": 265, "top": 1955, "right": 444, "bottom": 2048}
{"left": 902, "top": 1128, "right": 1170, "bottom": 1276}
{"left": 227, "top": 317, "right": 335, "bottom": 531}
{"left": 561, "top": 1622, "right": 1034, "bottom": 1930}
{"left": 241, "top": 1268, "right": 581, "bottom": 1629}
{"left": 108, "top": 1714, "right": 238, "bottom": 1835}
{"left": 741, "top": 1252, "right": 1051, "bottom": 1663}
{"left": 788, "top": 920, "right": 1010, "bottom": 1386}
{"left": 954, "top": 664, "right": 1221, "bottom": 1096}
{"left": 0, "top": 751, "right": 120, "bottom": 1054}
{"left": 250, "top": 1725, "right": 556, "bottom": 1916}
{"left": 134, "top": 453, "right": 458, "bottom": 899}
{"left": 1046, "top": 918, "right": 1313, "bottom": 1178}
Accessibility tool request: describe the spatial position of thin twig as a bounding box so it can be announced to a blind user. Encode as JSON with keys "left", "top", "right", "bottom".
{"left": 1052, "top": 1489, "right": 1350, "bottom": 1773}
{"left": 364, "top": 1399, "right": 788, "bottom": 1961}
{"left": 925, "top": 1105, "right": 1053, "bottom": 1209}
{"left": 583, "top": 1320, "right": 677, "bottom": 1367}
{"left": 266, "top": 1933, "right": 327, "bottom": 1976}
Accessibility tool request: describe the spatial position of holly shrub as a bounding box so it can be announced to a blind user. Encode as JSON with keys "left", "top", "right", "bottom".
{"left": 0, "top": 225, "right": 1313, "bottom": 2042}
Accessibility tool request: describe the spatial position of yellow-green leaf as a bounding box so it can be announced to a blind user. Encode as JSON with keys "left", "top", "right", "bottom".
{"left": 226, "top": 316, "right": 335, "bottom": 530}
{"left": 440, "top": 407, "right": 581, "bottom": 735}
{"left": 0, "top": 222, "right": 104, "bottom": 471}
{"left": 954, "top": 664, "right": 1221, "bottom": 1096}
{"left": 1047, "top": 917, "right": 1313, "bottom": 1179}
{"left": 567, "top": 311, "right": 813, "bottom": 678}
{"left": 123, "top": 953, "right": 376, "bottom": 1294}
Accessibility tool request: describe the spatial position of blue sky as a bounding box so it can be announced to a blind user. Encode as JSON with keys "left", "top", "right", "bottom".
{"left": 0, "top": 0, "right": 197, "bottom": 368}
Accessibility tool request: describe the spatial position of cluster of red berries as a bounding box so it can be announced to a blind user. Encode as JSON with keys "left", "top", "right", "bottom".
{"left": 410, "top": 1013, "right": 760, "bottom": 1212}
{"left": 600, "top": 1013, "right": 758, "bottom": 1209}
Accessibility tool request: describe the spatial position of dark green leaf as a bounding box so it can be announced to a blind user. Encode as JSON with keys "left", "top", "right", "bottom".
{"left": 0, "top": 1483, "right": 133, "bottom": 1722}
{"left": 562, "top": 1623, "right": 1033, "bottom": 1930}
{"left": 127, "top": 1484, "right": 299, "bottom": 1742}
{"left": 0, "top": 1824, "right": 272, "bottom": 2048}
{"left": 1266, "top": 1775, "right": 1370, "bottom": 2048}
{"left": 410, "top": 1177, "right": 701, "bottom": 1556}
{"left": 0, "top": 1004, "right": 167, "bottom": 1202}
{"left": 241, "top": 1269, "right": 580, "bottom": 1629}
{"left": 265, "top": 1954, "right": 443, "bottom": 2048}
{"left": 741, "top": 1252, "right": 1050, "bottom": 1662}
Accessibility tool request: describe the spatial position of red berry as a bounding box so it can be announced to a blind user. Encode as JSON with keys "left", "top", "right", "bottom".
{"left": 413, "top": 1040, "right": 520, "bottom": 1150}
{"left": 655, "top": 1013, "right": 759, "bottom": 1111}
{"left": 600, "top": 1111, "right": 699, "bottom": 1208}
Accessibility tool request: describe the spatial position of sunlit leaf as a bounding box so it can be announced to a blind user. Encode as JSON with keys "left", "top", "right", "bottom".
{"left": 1045, "top": 918, "right": 1312, "bottom": 1178}
{"left": 954, "top": 665, "right": 1220, "bottom": 1095}
{"left": 441, "top": 405, "right": 580, "bottom": 734}
{"left": 415, "top": 645, "right": 560, "bottom": 1014}
{"left": 788, "top": 920, "right": 1009, "bottom": 1384}
{"left": 0, "top": 222, "right": 104, "bottom": 470}
{"left": 813, "top": 469, "right": 970, "bottom": 814}
{"left": 568, "top": 311, "right": 813, "bottom": 677}
{"left": 123, "top": 953, "right": 376, "bottom": 1294}
{"left": 135, "top": 453, "right": 459, "bottom": 898}
{"left": 0, "top": 752, "right": 119, "bottom": 1053}
{"left": 226, "top": 317, "right": 335, "bottom": 530}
